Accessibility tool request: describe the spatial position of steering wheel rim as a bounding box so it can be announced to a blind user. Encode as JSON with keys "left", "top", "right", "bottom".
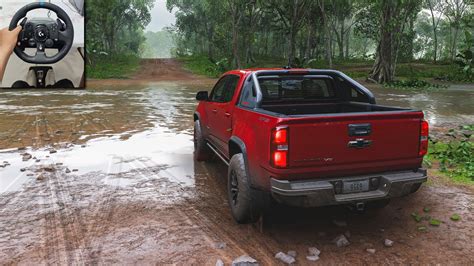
{"left": 9, "top": 2, "right": 74, "bottom": 64}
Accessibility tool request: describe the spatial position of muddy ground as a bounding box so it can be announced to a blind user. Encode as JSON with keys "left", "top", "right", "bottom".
{"left": 0, "top": 59, "right": 473, "bottom": 265}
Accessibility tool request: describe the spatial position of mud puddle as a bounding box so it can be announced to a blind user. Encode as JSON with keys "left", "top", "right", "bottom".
{"left": 0, "top": 80, "right": 473, "bottom": 264}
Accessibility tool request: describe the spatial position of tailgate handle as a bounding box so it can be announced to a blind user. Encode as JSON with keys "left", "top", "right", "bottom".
{"left": 348, "top": 124, "right": 371, "bottom": 136}
{"left": 348, "top": 139, "right": 372, "bottom": 149}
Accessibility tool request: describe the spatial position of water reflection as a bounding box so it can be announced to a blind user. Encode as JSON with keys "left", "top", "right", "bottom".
{"left": 0, "top": 82, "right": 472, "bottom": 194}
{"left": 368, "top": 86, "right": 474, "bottom": 127}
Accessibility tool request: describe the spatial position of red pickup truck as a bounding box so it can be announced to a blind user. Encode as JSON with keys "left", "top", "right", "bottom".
{"left": 194, "top": 68, "right": 428, "bottom": 224}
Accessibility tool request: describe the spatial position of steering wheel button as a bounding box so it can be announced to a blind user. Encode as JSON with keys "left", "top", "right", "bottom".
{"left": 28, "top": 38, "right": 36, "bottom": 46}
{"left": 45, "top": 39, "right": 54, "bottom": 48}
{"left": 35, "top": 26, "right": 48, "bottom": 41}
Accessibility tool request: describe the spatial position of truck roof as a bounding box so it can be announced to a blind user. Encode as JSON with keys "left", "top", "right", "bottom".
{"left": 223, "top": 68, "right": 312, "bottom": 76}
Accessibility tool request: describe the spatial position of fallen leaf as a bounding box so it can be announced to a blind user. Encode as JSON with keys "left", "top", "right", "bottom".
{"left": 411, "top": 212, "right": 422, "bottom": 222}
{"left": 429, "top": 219, "right": 442, "bottom": 226}
{"left": 450, "top": 214, "right": 461, "bottom": 221}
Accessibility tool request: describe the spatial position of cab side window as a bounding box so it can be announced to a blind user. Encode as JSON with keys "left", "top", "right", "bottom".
{"left": 209, "top": 74, "right": 240, "bottom": 103}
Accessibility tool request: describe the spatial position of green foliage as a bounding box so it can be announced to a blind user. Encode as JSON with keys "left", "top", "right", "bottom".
{"left": 178, "top": 55, "right": 227, "bottom": 78}
{"left": 455, "top": 30, "right": 474, "bottom": 81}
{"left": 428, "top": 125, "right": 474, "bottom": 183}
{"left": 168, "top": 0, "right": 472, "bottom": 83}
{"left": 86, "top": 0, "right": 154, "bottom": 55}
{"left": 384, "top": 78, "right": 446, "bottom": 91}
{"left": 87, "top": 54, "right": 140, "bottom": 79}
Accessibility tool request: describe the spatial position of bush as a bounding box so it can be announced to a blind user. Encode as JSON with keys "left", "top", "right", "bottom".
{"left": 178, "top": 55, "right": 227, "bottom": 78}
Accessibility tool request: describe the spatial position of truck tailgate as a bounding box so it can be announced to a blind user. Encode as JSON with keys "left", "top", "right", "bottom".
{"left": 287, "top": 112, "right": 423, "bottom": 169}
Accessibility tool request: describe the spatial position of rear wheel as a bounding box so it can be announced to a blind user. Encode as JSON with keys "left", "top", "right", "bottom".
{"left": 194, "top": 120, "right": 212, "bottom": 161}
{"left": 228, "top": 153, "right": 268, "bottom": 224}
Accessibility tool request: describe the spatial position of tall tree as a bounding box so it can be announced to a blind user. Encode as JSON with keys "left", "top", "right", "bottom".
{"left": 369, "top": 0, "right": 422, "bottom": 83}
{"left": 426, "top": 0, "right": 446, "bottom": 63}
{"left": 444, "top": 0, "right": 469, "bottom": 60}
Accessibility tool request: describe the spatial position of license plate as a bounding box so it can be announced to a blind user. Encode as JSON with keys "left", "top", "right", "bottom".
{"left": 343, "top": 180, "right": 369, "bottom": 194}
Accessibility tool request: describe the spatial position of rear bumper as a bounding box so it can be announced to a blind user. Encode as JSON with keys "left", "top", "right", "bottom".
{"left": 271, "top": 168, "right": 427, "bottom": 207}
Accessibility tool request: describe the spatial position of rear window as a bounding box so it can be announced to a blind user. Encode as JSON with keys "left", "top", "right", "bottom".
{"left": 259, "top": 77, "right": 335, "bottom": 102}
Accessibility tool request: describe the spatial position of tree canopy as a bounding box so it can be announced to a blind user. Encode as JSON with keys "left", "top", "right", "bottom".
{"left": 167, "top": 0, "right": 473, "bottom": 83}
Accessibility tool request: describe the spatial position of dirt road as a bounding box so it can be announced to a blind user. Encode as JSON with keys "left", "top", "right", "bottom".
{"left": 87, "top": 58, "right": 215, "bottom": 87}
{"left": 0, "top": 59, "right": 473, "bottom": 264}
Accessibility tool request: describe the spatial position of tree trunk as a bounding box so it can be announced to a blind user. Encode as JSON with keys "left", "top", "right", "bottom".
{"left": 345, "top": 28, "right": 350, "bottom": 58}
{"left": 428, "top": 1, "right": 438, "bottom": 63}
{"left": 288, "top": 0, "right": 299, "bottom": 65}
{"left": 338, "top": 20, "right": 344, "bottom": 59}
{"left": 318, "top": 0, "right": 332, "bottom": 67}
{"left": 369, "top": 1, "right": 395, "bottom": 83}
{"left": 230, "top": 2, "right": 242, "bottom": 69}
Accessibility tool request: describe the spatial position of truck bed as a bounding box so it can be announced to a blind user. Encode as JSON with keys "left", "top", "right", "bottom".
{"left": 261, "top": 102, "right": 412, "bottom": 116}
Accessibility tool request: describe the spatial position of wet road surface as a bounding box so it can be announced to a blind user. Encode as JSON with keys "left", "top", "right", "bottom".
{"left": 0, "top": 81, "right": 473, "bottom": 264}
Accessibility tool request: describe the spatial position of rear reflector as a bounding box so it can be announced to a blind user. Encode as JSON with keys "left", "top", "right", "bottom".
{"left": 273, "top": 151, "right": 287, "bottom": 168}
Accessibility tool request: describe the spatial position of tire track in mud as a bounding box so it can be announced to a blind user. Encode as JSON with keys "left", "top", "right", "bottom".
{"left": 30, "top": 109, "right": 122, "bottom": 264}
{"left": 41, "top": 168, "right": 86, "bottom": 264}
{"left": 131, "top": 158, "right": 279, "bottom": 264}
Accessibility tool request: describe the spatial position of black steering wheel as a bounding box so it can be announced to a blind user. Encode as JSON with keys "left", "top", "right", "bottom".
{"left": 9, "top": 2, "right": 74, "bottom": 64}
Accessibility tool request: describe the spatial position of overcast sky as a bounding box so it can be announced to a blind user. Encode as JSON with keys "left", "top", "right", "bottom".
{"left": 145, "top": 0, "right": 176, "bottom": 32}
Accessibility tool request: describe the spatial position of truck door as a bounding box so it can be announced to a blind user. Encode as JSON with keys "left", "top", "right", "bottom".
{"left": 205, "top": 74, "right": 240, "bottom": 153}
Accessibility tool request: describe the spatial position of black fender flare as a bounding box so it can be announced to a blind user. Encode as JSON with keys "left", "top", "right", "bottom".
{"left": 229, "top": 136, "right": 255, "bottom": 187}
{"left": 194, "top": 112, "right": 201, "bottom": 121}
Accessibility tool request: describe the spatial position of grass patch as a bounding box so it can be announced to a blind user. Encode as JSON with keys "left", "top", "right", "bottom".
{"left": 87, "top": 54, "right": 141, "bottom": 79}
{"left": 425, "top": 125, "right": 474, "bottom": 185}
{"left": 178, "top": 55, "right": 225, "bottom": 78}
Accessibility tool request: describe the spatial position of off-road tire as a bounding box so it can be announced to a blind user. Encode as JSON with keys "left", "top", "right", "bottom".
{"left": 227, "top": 153, "right": 268, "bottom": 224}
{"left": 194, "top": 120, "right": 212, "bottom": 161}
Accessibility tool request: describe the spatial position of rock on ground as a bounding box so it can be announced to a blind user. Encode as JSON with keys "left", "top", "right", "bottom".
{"left": 366, "top": 248, "right": 376, "bottom": 254}
{"left": 287, "top": 250, "right": 297, "bottom": 257}
{"left": 384, "top": 239, "right": 394, "bottom": 247}
{"left": 216, "top": 259, "right": 224, "bottom": 266}
{"left": 232, "top": 255, "right": 258, "bottom": 266}
{"left": 275, "top": 252, "right": 295, "bottom": 264}
{"left": 306, "top": 255, "right": 320, "bottom": 261}
{"left": 308, "top": 247, "right": 321, "bottom": 256}
{"left": 22, "top": 153, "right": 32, "bottom": 161}
{"left": 333, "top": 234, "right": 350, "bottom": 247}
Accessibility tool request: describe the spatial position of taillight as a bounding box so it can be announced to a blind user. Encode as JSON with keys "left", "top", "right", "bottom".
{"left": 419, "top": 120, "right": 429, "bottom": 156}
{"left": 271, "top": 127, "right": 288, "bottom": 168}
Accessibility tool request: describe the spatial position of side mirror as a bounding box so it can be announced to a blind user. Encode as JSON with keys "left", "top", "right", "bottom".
{"left": 196, "top": 91, "right": 209, "bottom": 101}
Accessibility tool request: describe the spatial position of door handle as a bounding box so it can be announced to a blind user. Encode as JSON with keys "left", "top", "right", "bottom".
{"left": 212, "top": 109, "right": 218, "bottom": 114}
{"left": 225, "top": 112, "right": 231, "bottom": 118}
